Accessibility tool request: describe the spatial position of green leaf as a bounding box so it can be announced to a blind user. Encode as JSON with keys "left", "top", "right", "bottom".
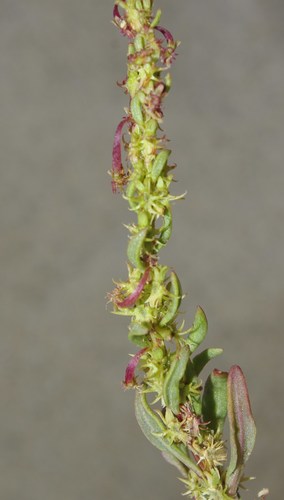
{"left": 128, "top": 322, "right": 150, "bottom": 347}
{"left": 135, "top": 391, "right": 202, "bottom": 477}
{"left": 157, "top": 207, "right": 172, "bottom": 249}
{"left": 202, "top": 369, "right": 228, "bottom": 434}
{"left": 131, "top": 93, "right": 144, "bottom": 125}
{"left": 128, "top": 322, "right": 149, "bottom": 336}
{"left": 184, "top": 356, "right": 197, "bottom": 385}
{"left": 150, "top": 8, "right": 162, "bottom": 28}
{"left": 185, "top": 306, "right": 208, "bottom": 353}
{"left": 127, "top": 228, "right": 147, "bottom": 270}
{"left": 192, "top": 348, "right": 223, "bottom": 376}
{"left": 163, "top": 345, "right": 190, "bottom": 414}
{"left": 128, "top": 333, "right": 150, "bottom": 347}
{"left": 225, "top": 365, "right": 257, "bottom": 497}
{"left": 151, "top": 149, "right": 171, "bottom": 182}
{"left": 159, "top": 271, "right": 182, "bottom": 326}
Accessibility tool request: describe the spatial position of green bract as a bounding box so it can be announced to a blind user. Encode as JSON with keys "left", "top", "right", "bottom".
{"left": 162, "top": 345, "right": 190, "bottom": 414}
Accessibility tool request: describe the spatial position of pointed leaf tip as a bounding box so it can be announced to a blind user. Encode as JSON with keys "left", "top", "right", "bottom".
{"left": 192, "top": 348, "right": 223, "bottom": 376}
{"left": 186, "top": 306, "right": 208, "bottom": 353}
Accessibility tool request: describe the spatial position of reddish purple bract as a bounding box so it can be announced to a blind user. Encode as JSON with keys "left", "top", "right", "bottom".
{"left": 117, "top": 268, "right": 150, "bottom": 308}
{"left": 111, "top": 116, "right": 129, "bottom": 192}
{"left": 155, "top": 25, "right": 175, "bottom": 45}
{"left": 124, "top": 348, "right": 148, "bottom": 386}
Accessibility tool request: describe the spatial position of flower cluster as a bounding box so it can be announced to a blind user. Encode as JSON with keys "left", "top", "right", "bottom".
{"left": 109, "top": 1, "right": 260, "bottom": 498}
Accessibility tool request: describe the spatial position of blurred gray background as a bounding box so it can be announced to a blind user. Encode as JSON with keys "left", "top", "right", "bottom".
{"left": 1, "top": 0, "right": 283, "bottom": 499}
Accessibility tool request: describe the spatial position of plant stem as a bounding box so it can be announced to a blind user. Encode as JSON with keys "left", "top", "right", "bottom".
{"left": 109, "top": 2, "right": 258, "bottom": 498}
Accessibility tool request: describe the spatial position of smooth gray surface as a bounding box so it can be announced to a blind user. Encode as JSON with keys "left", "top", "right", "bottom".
{"left": 1, "top": 1, "right": 283, "bottom": 499}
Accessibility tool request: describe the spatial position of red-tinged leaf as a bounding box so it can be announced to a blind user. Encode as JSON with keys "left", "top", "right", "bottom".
{"left": 113, "top": 4, "right": 122, "bottom": 22}
{"left": 117, "top": 268, "right": 150, "bottom": 308}
{"left": 112, "top": 116, "right": 129, "bottom": 172}
{"left": 154, "top": 25, "right": 178, "bottom": 65}
{"left": 111, "top": 116, "right": 129, "bottom": 192}
{"left": 113, "top": 3, "right": 134, "bottom": 38}
{"left": 123, "top": 348, "right": 148, "bottom": 387}
{"left": 155, "top": 25, "right": 175, "bottom": 45}
{"left": 226, "top": 365, "right": 256, "bottom": 496}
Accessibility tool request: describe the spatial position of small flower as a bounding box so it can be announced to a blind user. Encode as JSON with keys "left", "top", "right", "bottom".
{"left": 193, "top": 434, "right": 227, "bottom": 469}
{"left": 156, "top": 407, "right": 189, "bottom": 445}
{"left": 179, "top": 402, "right": 206, "bottom": 439}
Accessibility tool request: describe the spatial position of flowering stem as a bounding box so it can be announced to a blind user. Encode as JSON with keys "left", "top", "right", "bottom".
{"left": 109, "top": 1, "right": 263, "bottom": 498}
